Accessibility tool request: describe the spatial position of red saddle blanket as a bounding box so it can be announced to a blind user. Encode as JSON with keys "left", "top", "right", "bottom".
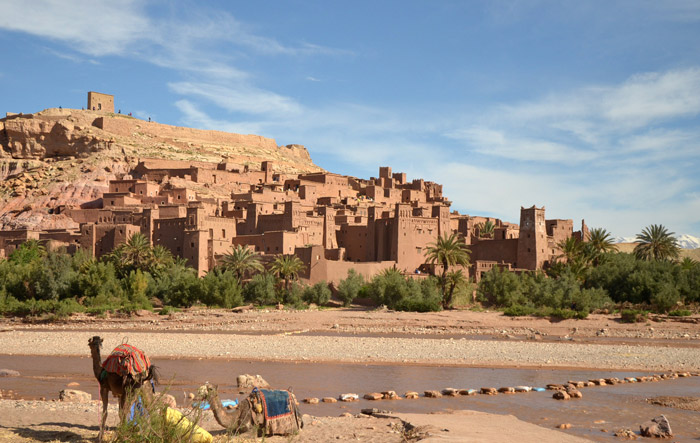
{"left": 101, "top": 343, "right": 151, "bottom": 380}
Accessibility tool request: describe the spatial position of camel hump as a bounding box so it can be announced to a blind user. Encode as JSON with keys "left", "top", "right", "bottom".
{"left": 102, "top": 343, "right": 151, "bottom": 379}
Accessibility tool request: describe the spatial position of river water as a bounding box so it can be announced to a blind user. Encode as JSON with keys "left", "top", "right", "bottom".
{"left": 1, "top": 355, "right": 699, "bottom": 442}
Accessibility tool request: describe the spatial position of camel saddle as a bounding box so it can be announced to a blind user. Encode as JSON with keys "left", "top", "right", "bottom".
{"left": 101, "top": 343, "right": 151, "bottom": 383}
{"left": 249, "top": 388, "right": 303, "bottom": 436}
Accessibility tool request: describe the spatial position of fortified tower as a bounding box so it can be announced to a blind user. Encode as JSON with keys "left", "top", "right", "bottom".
{"left": 517, "top": 206, "right": 547, "bottom": 270}
{"left": 87, "top": 91, "right": 114, "bottom": 112}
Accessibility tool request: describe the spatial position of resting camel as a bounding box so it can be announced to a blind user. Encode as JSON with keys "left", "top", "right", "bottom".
{"left": 200, "top": 384, "right": 257, "bottom": 434}
{"left": 200, "top": 383, "right": 302, "bottom": 436}
{"left": 88, "top": 336, "right": 159, "bottom": 441}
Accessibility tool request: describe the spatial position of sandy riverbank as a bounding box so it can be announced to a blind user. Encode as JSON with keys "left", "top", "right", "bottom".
{"left": 0, "top": 307, "right": 698, "bottom": 441}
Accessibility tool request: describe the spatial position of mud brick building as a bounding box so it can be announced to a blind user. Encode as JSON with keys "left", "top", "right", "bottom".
{"left": 0, "top": 95, "right": 587, "bottom": 281}
{"left": 0, "top": 158, "right": 587, "bottom": 282}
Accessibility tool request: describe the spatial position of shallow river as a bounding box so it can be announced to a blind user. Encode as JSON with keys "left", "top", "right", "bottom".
{"left": 1, "top": 355, "right": 699, "bottom": 442}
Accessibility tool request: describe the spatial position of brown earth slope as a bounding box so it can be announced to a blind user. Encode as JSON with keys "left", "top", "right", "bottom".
{"left": 0, "top": 108, "right": 322, "bottom": 230}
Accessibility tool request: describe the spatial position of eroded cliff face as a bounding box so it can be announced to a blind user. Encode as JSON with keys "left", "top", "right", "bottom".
{"left": 2, "top": 110, "right": 111, "bottom": 159}
{"left": 0, "top": 108, "right": 322, "bottom": 230}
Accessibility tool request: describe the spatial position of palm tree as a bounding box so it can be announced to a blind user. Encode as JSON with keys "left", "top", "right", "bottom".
{"left": 443, "top": 270, "right": 466, "bottom": 308}
{"left": 219, "top": 245, "right": 264, "bottom": 282}
{"left": 148, "top": 245, "right": 174, "bottom": 275}
{"left": 679, "top": 257, "right": 698, "bottom": 271}
{"left": 477, "top": 220, "right": 495, "bottom": 239}
{"left": 424, "top": 233, "right": 470, "bottom": 309}
{"left": 634, "top": 224, "right": 680, "bottom": 261}
{"left": 9, "top": 239, "right": 47, "bottom": 264}
{"left": 555, "top": 237, "right": 583, "bottom": 263}
{"left": 123, "top": 233, "right": 152, "bottom": 268}
{"left": 587, "top": 228, "right": 618, "bottom": 254}
{"left": 585, "top": 227, "right": 618, "bottom": 266}
{"left": 268, "top": 254, "right": 305, "bottom": 292}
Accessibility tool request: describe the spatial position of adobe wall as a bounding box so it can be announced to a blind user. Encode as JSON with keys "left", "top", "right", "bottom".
{"left": 296, "top": 245, "right": 397, "bottom": 285}
{"left": 94, "top": 116, "right": 278, "bottom": 151}
{"left": 470, "top": 238, "right": 519, "bottom": 265}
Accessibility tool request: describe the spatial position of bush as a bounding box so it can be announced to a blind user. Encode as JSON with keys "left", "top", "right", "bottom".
{"left": 112, "top": 389, "right": 205, "bottom": 443}
{"left": 366, "top": 271, "right": 441, "bottom": 312}
{"left": 282, "top": 282, "right": 306, "bottom": 309}
{"left": 620, "top": 309, "right": 648, "bottom": 323}
{"left": 668, "top": 309, "right": 692, "bottom": 317}
{"left": 148, "top": 265, "right": 201, "bottom": 307}
{"left": 200, "top": 269, "right": 243, "bottom": 308}
{"left": 393, "top": 278, "right": 441, "bottom": 312}
{"left": 503, "top": 304, "right": 535, "bottom": 316}
{"left": 302, "top": 282, "right": 331, "bottom": 305}
{"left": 159, "top": 306, "right": 179, "bottom": 316}
{"left": 243, "top": 273, "right": 278, "bottom": 305}
{"left": 337, "top": 269, "right": 364, "bottom": 306}
{"left": 0, "top": 297, "right": 84, "bottom": 318}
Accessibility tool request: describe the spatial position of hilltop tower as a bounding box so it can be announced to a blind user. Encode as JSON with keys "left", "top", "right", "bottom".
{"left": 87, "top": 91, "right": 114, "bottom": 112}
{"left": 517, "top": 205, "right": 547, "bottom": 270}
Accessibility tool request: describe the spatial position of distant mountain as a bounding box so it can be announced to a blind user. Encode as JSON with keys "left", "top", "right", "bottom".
{"left": 614, "top": 234, "right": 700, "bottom": 250}
{"left": 676, "top": 234, "right": 700, "bottom": 250}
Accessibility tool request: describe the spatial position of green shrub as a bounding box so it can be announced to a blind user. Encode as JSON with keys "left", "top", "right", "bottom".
{"left": 159, "top": 306, "right": 179, "bottom": 315}
{"left": 394, "top": 279, "right": 441, "bottom": 312}
{"left": 668, "top": 309, "right": 692, "bottom": 317}
{"left": 148, "top": 265, "right": 201, "bottom": 307}
{"left": 112, "top": 389, "right": 204, "bottom": 443}
{"left": 366, "top": 271, "right": 441, "bottom": 312}
{"left": 200, "top": 269, "right": 243, "bottom": 308}
{"left": 302, "top": 282, "right": 331, "bottom": 305}
{"left": 503, "top": 304, "right": 535, "bottom": 316}
{"left": 337, "top": 269, "right": 364, "bottom": 306}
{"left": 282, "top": 282, "right": 306, "bottom": 309}
{"left": 549, "top": 308, "right": 587, "bottom": 320}
{"left": 620, "top": 309, "right": 648, "bottom": 323}
{"left": 243, "top": 273, "right": 278, "bottom": 305}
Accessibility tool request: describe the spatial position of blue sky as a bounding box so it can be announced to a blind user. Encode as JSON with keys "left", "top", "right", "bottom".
{"left": 1, "top": 0, "right": 699, "bottom": 239}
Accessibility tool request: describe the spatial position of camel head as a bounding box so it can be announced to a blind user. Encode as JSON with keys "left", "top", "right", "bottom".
{"left": 88, "top": 336, "right": 103, "bottom": 351}
{"left": 197, "top": 383, "right": 217, "bottom": 402}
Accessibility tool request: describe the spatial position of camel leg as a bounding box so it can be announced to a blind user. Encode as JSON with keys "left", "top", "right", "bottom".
{"left": 98, "top": 386, "right": 109, "bottom": 442}
{"left": 118, "top": 392, "right": 128, "bottom": 425}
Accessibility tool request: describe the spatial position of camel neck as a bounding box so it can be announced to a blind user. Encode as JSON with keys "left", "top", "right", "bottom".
{"left": 208, "top": 389, "right": 233, "bottom": 428}
{"left": 90, "top": 347, "right": 103, "bottom": 380}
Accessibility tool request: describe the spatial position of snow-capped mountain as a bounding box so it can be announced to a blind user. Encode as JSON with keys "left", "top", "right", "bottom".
{"left": 613, "top": 234, "right": 700, "bottom": 249}
{"left": 676, "top": 234, "right": 700, "bottom": 250}
{"left": 613, "top": 236, "right": 638, "bottom": 244}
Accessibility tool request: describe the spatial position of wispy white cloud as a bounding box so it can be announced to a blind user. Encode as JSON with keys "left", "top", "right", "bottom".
{"left": 169, "top": 82, "right": 303, "bottom": 117}
{"left": 446, "top": 127, "right": 594, "bottom": 163}
{"left": 0, "top": 0, "right": 149, "bottom": 56}
{"left": 0, "top": 1, "right": 349, "bottom": 78}
{"left": 306, "top": 76, "right": 321, "bottom": 82}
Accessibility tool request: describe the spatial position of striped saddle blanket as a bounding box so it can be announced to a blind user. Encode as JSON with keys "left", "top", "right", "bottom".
{"left": 101, "top": 343, "right": 151, "bottom": 381}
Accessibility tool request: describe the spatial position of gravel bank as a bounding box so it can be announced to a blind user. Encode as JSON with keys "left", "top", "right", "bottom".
{"left": 2, "top": 329, "right": 698, "bottom": 371}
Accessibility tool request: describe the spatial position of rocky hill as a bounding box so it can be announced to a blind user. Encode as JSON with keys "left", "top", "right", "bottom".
{"left": 0, "top": 108, "right": 322, "bottom": 230}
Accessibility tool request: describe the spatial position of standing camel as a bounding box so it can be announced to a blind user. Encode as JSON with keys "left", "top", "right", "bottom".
{"left": 88, "top": 336, "right": 158, "bottom": 441}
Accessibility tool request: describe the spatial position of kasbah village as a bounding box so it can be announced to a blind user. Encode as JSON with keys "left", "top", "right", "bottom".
{"left": 0, "top": 93, "right": 699, "bottom": 443}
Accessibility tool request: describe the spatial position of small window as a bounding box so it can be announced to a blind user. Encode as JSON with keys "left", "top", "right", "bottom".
{"left": 191, "top": 242, "right": 195, "bottom": 248}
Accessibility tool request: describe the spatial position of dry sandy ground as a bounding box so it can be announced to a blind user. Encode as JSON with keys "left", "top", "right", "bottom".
{"left": 0, "top": 399, "right": 590, "bottom": 443}
{"left": 0, "top": 307, "right": 698, "bottom": 442}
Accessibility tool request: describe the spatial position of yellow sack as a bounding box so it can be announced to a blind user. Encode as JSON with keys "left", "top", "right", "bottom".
{"left": 165, "top": 407, "right": 213, "bottom": 443}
